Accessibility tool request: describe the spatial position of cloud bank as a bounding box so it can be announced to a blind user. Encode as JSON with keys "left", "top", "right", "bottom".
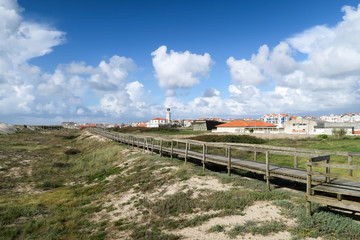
{"left": 1, "top": 0, "right": 360, "bottom": 124}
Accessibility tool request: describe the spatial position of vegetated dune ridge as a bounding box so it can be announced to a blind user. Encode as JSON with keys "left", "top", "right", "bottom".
{"left": 1, "top": 129, "right": 360, "bottom": 240}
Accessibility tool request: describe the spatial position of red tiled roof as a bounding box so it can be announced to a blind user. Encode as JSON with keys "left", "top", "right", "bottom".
{"left": 152, "top": 117, "right": 166, "bottom": 120}
{"left": 216, "top": 120, "right": 277, "bottom": 128}
{"left": 137, "top": 124, "right": 147, "bottom": 127}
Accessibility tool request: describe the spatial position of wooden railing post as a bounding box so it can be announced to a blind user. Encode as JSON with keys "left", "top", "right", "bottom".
{"left": 132, "top": 136, "right": 134, "bottom": 148}
{"left": 306, "top": 159, "right": 312, "bottom": 216}
{"left": 294, "top": 155, "right": 298, "bottom": 168}
{"left": 254, "top": 149, "right": 257, "bottom": 161}
{"left": 185, "top": 141, "right": 188, "bottom": 164}
{"left": 326, "top": 157, "right": 330, "bottom": 183}
{"left": 348, "top": 154, "right": 353, "bottom": 176}
{"left": 143, "top": 138, "right": 146, "bottom": 153}
{"left": 171, "top": 140, "right": 174, "bottom": 160}
{"left": 160, "top": 139, "right": 163, "bottom": 157}
{"left": 151, "top": 139, "right": 154, "bottom": 154}
{"left": 202, "top": 144, "right": 206, "bottom": 171}
{"left": 227, "top": 146, "right": 231, "bottom": 176}
{"left": 265, "top": 151, "right": 270, "bottom": 191}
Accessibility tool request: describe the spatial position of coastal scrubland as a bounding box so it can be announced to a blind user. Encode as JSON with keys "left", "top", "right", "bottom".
{"left": 1, "top": 129, "right": 360, "bottom": 239}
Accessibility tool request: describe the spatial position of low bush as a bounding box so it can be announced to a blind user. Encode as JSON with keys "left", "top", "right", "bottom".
{"left": 64, "top": 148, "right": 81, "bottom": 155}
{"left": 317, "top": 134, "right": 328, "bottom": 140}
{"left": 227, "top": 220, "right": 286, "bottom": 238}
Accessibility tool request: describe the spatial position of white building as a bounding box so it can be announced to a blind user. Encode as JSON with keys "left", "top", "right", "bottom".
{"left": 341, "top": 113, "right": 360, "bottom": 122}
{"left": 284, "top": 118, "right": 356, "bottom": 135}
{"left": 318, "top": 114, "right": 342, "bottom": 122}
{"left": 183, "top": 119, "right": 193, "bottom": 127}
{"left": 261, "top": 114, "right": 291, "bottom": 127}
{"left": 147, "top": 118, "right": 168, "bottom": 128}
{"left": 213, "top": 120, "right": 278, "bottom": 133}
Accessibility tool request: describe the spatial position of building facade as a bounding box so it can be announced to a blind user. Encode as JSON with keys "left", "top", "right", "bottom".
{"left": 284, "top": 118, "right": 325, "bottom": 134}
{"left": 213, "top": 120, "right": 277, "bottom": 133}
{"left": 341, "top": 113, "right": 360, "bottom": 122}
{"left": 318, "top": 114, "right": 342, "bottom": 122}
{"left": 261, "top": 114, "right": 291, "bottom": 127}
{"left": 147, "top": 118, "right": 168, "bottom": 128}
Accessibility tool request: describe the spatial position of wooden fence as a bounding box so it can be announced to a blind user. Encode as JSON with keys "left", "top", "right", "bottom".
{"left": 89, "top": 128, "right": 360, "bottom": 215}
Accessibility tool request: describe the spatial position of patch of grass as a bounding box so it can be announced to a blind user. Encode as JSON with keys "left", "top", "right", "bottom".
{"left": 63, "top": 134, "right": 79, "bottom": 140}
{"left": 64, "top": 148, "right": 81, "bottom": 155}
{"left": 129, "top": 224, "right": 180, "bottom": 240}
{"left": 141, "top": 191, "right": 196, "bottom": 217}
{"left": 274, "top": 200, "right": 360, "bottom": 240}
{"left": 87, "top": 166, "right": 127, "bottom": 183}
{"left": 227, "top": 220, "right": 287, "bottom": 238}
{"left": 201, "top": 189, "right": 291, "bottom": 212}
{"left": 207, "top": 224, "right": 225, "bottom": 233}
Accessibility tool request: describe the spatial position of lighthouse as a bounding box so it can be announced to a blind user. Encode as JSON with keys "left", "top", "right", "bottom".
{"left": 166, "top": 108, "right": 171, "bottom": 125}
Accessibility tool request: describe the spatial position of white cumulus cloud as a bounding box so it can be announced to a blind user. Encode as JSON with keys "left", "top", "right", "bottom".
{"left": 225, "top": 4, "right": 360, "bottom": 115}
{"left": 151, "top": 45, "right": 213, "bottom": 96}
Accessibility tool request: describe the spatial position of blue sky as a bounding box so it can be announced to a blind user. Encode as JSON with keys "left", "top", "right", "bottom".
{"left": 1, "top": 0, "right": 360, "bottom": 124}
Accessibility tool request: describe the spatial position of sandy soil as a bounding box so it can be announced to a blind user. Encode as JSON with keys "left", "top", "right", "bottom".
{"left": 172, "top": 201, "right": 294, "bottom": 240}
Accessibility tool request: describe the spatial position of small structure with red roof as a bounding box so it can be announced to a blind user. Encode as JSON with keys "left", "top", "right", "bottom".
{"left": 147, "top": 117, "right": 169, "bottom": 128}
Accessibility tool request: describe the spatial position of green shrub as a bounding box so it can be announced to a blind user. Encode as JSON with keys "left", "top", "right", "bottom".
{"left": 207, "top": 224, "right": 225, "bottom": 233}
{"left": 332, "top": 128, "right": 347, "bottom": 139}
{"left": 317, "top": 134, "right": 328, "bottom": 139}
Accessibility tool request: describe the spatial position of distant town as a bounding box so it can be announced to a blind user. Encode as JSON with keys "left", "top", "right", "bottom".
{"left": 61, "top": 109, "right": 360, "bottom": 136}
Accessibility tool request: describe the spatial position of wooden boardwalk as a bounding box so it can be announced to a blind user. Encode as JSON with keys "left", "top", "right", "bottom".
{"left": 89, "top": 128, "right": 360, "bottom": 215}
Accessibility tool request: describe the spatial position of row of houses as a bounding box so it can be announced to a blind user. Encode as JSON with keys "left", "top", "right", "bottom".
{"left": 318, "top": 113, "right": 360, "bottom": 123}
{"left": 210, "top": 118, "right": 360, "bottom": 135}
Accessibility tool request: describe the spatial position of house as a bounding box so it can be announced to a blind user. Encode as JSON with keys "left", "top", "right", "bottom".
{"left": 213, "top": 120, "right": 277, "bottom": 133}
{"left": 318, "top": 114, "right": 342, "bottom": 122}
{"left": 183, "top": 119, "right": 193, "bottom": 128}
{"left": 261, "top": 114, "right": 291, "bottom": 127}
{"left": 131, "top": 122, "right": 140, "bottom": 127}
{"left": 342, "top": 113, "right": 360, "bottom": 122}
{"left": 147, "top": 117, "right": 169, "bottom": 128}
{"left": 192, "top": 120, "right": 224, "bottom": 131}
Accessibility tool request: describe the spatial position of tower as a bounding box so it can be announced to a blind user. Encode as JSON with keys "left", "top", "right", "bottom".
{"left": 166, "top": 108, "right": 171, "bottom": 124}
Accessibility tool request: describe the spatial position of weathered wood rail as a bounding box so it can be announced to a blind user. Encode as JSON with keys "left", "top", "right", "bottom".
{"left": 25, "top": 125, "right": 63, "bottom": 131}
{"left": 88, "top": 128, "right": 360, "bottom": 215}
